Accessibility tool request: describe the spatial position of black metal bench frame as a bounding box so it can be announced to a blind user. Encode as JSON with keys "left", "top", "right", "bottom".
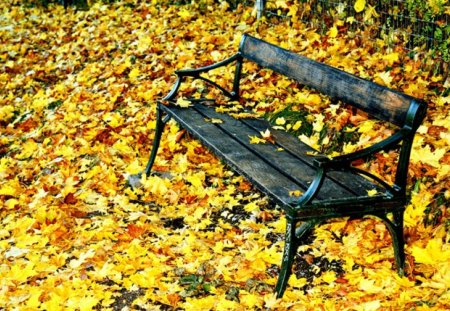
{"left": 136, "top": 34, "right": 427, "bottom": 298}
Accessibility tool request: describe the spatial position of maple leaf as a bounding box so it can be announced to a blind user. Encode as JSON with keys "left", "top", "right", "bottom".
{"left": 175, "top": 98, "right": 192, "bottom": 108}
{"left": 411, "top": 144, "right": 445, "bottom": 168}
{"left": 382, "top": 52, "right": 399, "bottom": 65}
{"left": 364, "top": 5, "right": 379, "bottom": 20}
{"left": 410, "top": 239, "right": 450, "bottom": 265}
{"left": 0, "top": 1, "right": 448, "bottom": 310}
{"left": 129, "top": 67, "right": 141, "bottom": 83}
{"left": 275, "top": 117, "right": 286, "bottom": 126}
{"left": 354, "top": 0, "right": 366, "bottom": 13}
{"left": 0, "top": 105, "right": 15, "bottom": 121}
{"left": 205, "top": 117, "right": 223, "bottom": 124}
{"left": 127, "top": 223, "right": 146, "bottom": 238}
{"left": 328, "top": 26, "right": 338, "bottom": 38}
{"left": 375, "top": 71, "right": 393, "bottom": 87}
{"left": 249, "top": 135, "right": 267, "bottom": 144}
{"left": 10, "top": 262, "right": 37, "bottom": 284}
{"left": 367, "top": 189, "right": 378, "bottom": 196}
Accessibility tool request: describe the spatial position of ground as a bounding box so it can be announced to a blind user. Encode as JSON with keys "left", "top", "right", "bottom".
{"left": 0, "top": 1, "right": 449, "bottom": 310}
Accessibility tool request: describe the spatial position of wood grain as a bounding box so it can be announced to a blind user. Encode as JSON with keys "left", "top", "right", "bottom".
{"left": 160, "top": 102, "right": 383, "bottom": 209}
{"left": 239, "top": 34, "right": 423, "bottom": 127}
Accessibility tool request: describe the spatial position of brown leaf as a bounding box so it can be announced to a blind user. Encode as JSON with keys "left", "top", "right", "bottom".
{"left": 64, "top": 193, "right": 78, "bottom": 205}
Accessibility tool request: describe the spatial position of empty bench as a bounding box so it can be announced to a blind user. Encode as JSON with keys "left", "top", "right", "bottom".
{"left": 136, "top": 34, "right": 427, "bottom": 297}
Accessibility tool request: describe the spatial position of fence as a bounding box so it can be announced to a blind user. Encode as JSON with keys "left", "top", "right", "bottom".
{"left": 257, "top": 0, "right": 449, "bottom": 75}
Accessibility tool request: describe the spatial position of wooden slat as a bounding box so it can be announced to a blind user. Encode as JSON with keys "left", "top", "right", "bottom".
{"left": 241, "top": 118, "right": 382, "bottom": 197}
{"left": 161, "top": 103, "right": 380, "bottom": 208}
{"left": 239, "top": 34, "right": 420, "bottom": 128}
{"left": 159, "top": 104, "right": 303, "bottom": 207}
{"left": 194, "top": 104, "right": 358, "bottom": 200}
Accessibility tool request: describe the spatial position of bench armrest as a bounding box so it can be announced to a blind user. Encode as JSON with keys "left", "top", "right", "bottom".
{"left": 163, "top": 53, "right": 242, "bottom": 101}
{"left": 313, "top": 128, "right": 410, "bottom": 170}
{"left": 175, "top": 53, "right": 242, "bottom": 77}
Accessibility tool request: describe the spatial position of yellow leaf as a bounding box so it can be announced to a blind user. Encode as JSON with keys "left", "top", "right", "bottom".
{"left": 112, "top": 140, "right": 134, "bottom": 156}
{"left": 382, "top": 52, "right": 399, "bottom": 65}
{"left": 102, "top": 112, "right": 123, "bottom": 128}
{"left": 275, "top": 0, "right": 288, "bottom": 9}
{"left": 288, "top": 274, "right": 308, "bottom": 288}
{"left": 176, "top": 98, "right": 192, "bottom": 108}
{"left": 275, "top": 117, "right": 286, "bottom": 125}
{"left": 250, "top": 258, "right": 267, "bottom": 271}
{"left": 177, "top": 9, "right": 192, "bottom": 19}
{"left": 25, "top": 287, "right": 43, "bottom": 309}
{"left": 32, "top": 89, "right": 47, "bottom": 112}
{"left": 358, "top": 120, "right": 377, "bottom": 134}
{"left": 78, "top": 296, "right": 101, "bottom": 311}
{"left": 15, "top": 139, "right": 38, "bottom": 159}
{"left": 359, "top": 278, "right": 382, "bottom": 293}
{"left": 211, "top": 50, "right": 222, "bottom": 62}
{"left": 321, "top": 270, "right": 337, "bottom": 283}
{"left": 205, "top": 118, "right": 223, "bottom": 124}
{"left": 69, "top": 248, "right": 96, "bottom": 269}
{"left": 263, "top": 293, "right": 280, "bottom": 309}
{"left": 411, "top": 144, "right": 445, "bottom": 168}
{"left": 125, "top": 159, "right": 143, "bottom": 175}
{"left": 185, "top": 172, "right": 205, "bottom": 189}
{"left": 0, "top": 105, "right": 15, "bottom": 121}
{"left": 129, "top": 67, "right": 140, "bottom": 82}
{"left": 10, "top": 262, "right": 37, "bottom": 283}
{"left": 364, "top": 5, "right": 379, "bottom": 20}
{"left": 436, "top": 164, "right": 450, "bottom": 182}
{"left": 313, "top": 114, "right": 325, "bottom": 132}
{"left": 367, "top": 189, "right": 378, "bottom": 196}
{"left": 0, "top": 178, "right": 21, "bottom": 196}
{"left": 136, "top": 35, "right": 152, "bottom": 54}
{"left": 241, "top": 293, "right": 261, "bottom": 308}
{"left": 375, "top": 71, "right": 393, "bottom": 87}
{"left": 328, "top": 26, "right": 338, "bottom": 38}
{"left": 289, "top": 190, "right": 302, "bottom": 197}
{"left": 249, "top": 135, "right": 267, "bottom": 144}
{"left": 185, "top": 296, "right": 217, "bottom": 310}
{"left": 354, "top": 0, "right": 366, "bottom": 13}
{"left": 292, "top": 120, "right": 302, "bottom": 131}
{"left": 141, "top": 175, "right": 168, "bottom": 195}
{"left": 361, "top": 300, "right": 381, "bottom": 311}
{"left": 406, "top": 188, "right": 433, "bottom": 226}
{"left": 347, "top": 16, "right": 356, "bottom": 24}
{"left": 435, "top": 95, "right": 450, "bottom": 107}
{"left": 5, "top": 198, "right": 19, "bottom": 210}
{"left": 260, "top": 129, "right": 271, "bottom": 139}
{"left": 411, "top": 239, "right": 450, "bottom": 265}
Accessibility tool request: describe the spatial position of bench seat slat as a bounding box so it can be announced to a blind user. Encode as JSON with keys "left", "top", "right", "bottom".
{"left": 160, "top": 103, "right": 304, "bottom": 206}
{"left": 241, "top": 118, "right": 382, "bottom": 197}
{"left": 193, "top": 103, "right": 380, "bottom": 199}
{"left": 194, "top": 104, "right": 356, "bottom": 200}
{"left": 161, "top": 102, "right": 381, "bottom": 207}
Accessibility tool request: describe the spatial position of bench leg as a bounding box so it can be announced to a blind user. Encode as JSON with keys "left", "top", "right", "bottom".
{"left": 275, "top": 219, "right": 316, "bottom": 298}
{"left": 391, "top": 210, "right": 405, "bottom": 276}
{"left": 143, "top": 105, "right": 170, "bottom": 177}
{"left": 379, "top": 210, "right": 405, "bottom": 276}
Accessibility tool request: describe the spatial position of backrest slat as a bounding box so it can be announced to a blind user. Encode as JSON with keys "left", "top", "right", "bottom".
{"left": 239, "top": 34, "right": 425, "bottom": 128}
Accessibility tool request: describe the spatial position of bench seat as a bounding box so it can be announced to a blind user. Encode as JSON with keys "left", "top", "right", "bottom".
{"left": 160, "top": 101, "right": 394, "bottom": 213}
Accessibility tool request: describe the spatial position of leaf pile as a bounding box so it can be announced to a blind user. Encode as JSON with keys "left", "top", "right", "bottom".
{"left": 1, "top": 1, "right": 449, "bottom": 309}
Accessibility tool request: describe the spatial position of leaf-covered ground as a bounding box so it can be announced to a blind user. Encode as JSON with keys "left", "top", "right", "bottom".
{"left": 1, "top": 1, "right": 449, "bottom": 310}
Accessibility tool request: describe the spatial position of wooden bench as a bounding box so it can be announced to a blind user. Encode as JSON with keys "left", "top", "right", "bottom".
{"left": 136, "top": 34, "right": 427, "bottom": 297}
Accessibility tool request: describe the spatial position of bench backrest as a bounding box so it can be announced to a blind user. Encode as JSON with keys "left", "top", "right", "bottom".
{"left": 239, "top": 34, "right": 426, "bottom": 129}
